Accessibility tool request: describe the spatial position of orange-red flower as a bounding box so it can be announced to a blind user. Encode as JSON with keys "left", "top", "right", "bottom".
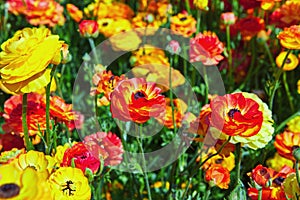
{"left": 170, "top": 12, "right": 196, "bottom": 37}
{"left": 247, "top": 187, "right": 287, "bottom": 200}
{"left": 277, "top": 25, "right": 300, "bottom": 50}
{"left": 274, "top": 131, "right": 300, "bottom": 161}
{"left": 84, "top": 132, "right": 124, "bottom": 166}
{"left": 66, "top": 3, "right": 83, "bottom": 22}
{"left": 0, "top": 133, "right": 25, "bottom": 152}
{"left": 210, "top": 93, "right": 263, "bottom": 137}
{"left": 79, "top": 20, "right": 99, "bottom": 38}
{"left": 249, "top": 164, "right": 272, "bottom": 187}
{"left": 236, "top": 16, "right": 265, "bottom": 41}
{"left": 190, "top": 31, "right": 224, "bottom": 65}
{"left": 62, "top": 142, "right": 100, "bottom": 173}
{"left": 110, "top": 78, "right": 165, "bottom": 124}
{"left": 91, "top": 70, "right": 126, "bottom": 106}
{"left": 270, "top": 1, "right": 300, "bottom": 28}
{"left": 205, "top": 164, "right": 230, "bottom": 189}
{"left": 7, "top": 0, "right": 65, "bottom": 27}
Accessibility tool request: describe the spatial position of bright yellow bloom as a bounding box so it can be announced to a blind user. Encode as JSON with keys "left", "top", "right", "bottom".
{"left": 194, "top": 0, "right": 208, "bottom": 10}
{"left": 170, "top": 13, "right": 196, "bottom": 37}
{"left": 287, "top": 116, "right": 300, "bottom": 132}
{"left": 48, "top": 167, "right": 91, "bottom": 200}
{"left": 276, "top": 51, "right": 299, "bottom": 71}
{"left": 0, "top": 27, "right": 66, "bottom": 94}
{"left": 283, "top": 173, "right": 300, "bottom": 200}
{"left": 277, "top": 25, "right": 300, "bottom": 50}
{"left": 97, "top": 18, "right": 132, "bottom": 38}
{"left": 0, "top": 148, "right": 25, "bottom": 164}
{"left": 0, "top": 163, "right": 51, "bottom": 199}
{"left": 52, "top": 143, "right": 72, "bottom": 166}
{"left": 109, "top": 31, "right": 141, "bottom": 51}
{"left": 266, "top": 152, "right": 293, "bottom": 171}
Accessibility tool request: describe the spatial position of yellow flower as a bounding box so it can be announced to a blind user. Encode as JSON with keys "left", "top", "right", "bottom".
{"left": 0, "top": 148, "right": 25, "bottom": 164}
{"left": 266, "top": 152, "right": 293, "bottom": 171}
{"left": 200, "top": 148, "right": 235, "bottom": 171}
{"left": 287, "top": 116, "right": 300, "bottom": 132}
{"left": 109, "top": 31, "right": 141, "bottom": 51}
{"left": 194, "top": 0, "right": 208, "bottom": 10}
{"left": 277, "top": 25, "right": 300, "bottom": 50}
{"left": 276, "top": 51, "right": 299, "bottom": 71}
{"left": 0, "top": 27, "right": 66, "bottom": 94}
{"left": 170, "top": 13, "right": 196, "bottom": 37}
{"left": 0, "top": 163, "right": 51, "bottom": 199}
{"left": 48, "top": 167, "right": 91, "bottom": 200}
{"left": 98, "top": 18, "right": 132, "bottom": 38}
{"left": 283, "top": 173, "right": 300, "bottom": 200}
{"left": 52, "top": 143, "right": 72, "bottom": 166}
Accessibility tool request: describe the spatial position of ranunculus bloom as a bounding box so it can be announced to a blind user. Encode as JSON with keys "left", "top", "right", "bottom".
{"left": 132, "top": 13, "right": 163, "bottom": 36}
{"left": 48, "top": 167, "right": 91, "bottom": 200}
{"left": 236, "top": 16, "right": 265, "bottom": 41}
{"left": 109, "top": 31, "right": 141, "bottom": 51}
{"left": 91, "top": 70, "right": 126, "bottom": 106}
{"left": 249, "top": 164, "right": 272, "bottom": 187}
{"left": 221, "top": 12, "right": 236, "bottom": 25}
{"left": 205, "top": 164, "right": 230, "bottom": 189}
{"left": 190, "top": 31, "right": 224, "bottom": 65}
{"left": 266, "top": 153, "right": 293, "bottom": 172}
{"left": 66, "top": 4, "right": 83, "bottom": 22}
{"left": 79, "top": 20, "right": 99, "bottom": 38}
{"left": 7, "top": 0, "right": 65, "bottom": 27}
{"left": 270, "top": 1, "right": 300, "bottom": 28}
{"left": 110, "top": 78, "right": 165, "bottom": 124}
{"left": 274, "top": 131, "right": 300, "bottom": 161}
{"left": 62, "top": 142, "right": 100, "bottom": 173}
{"left": 257, "top": 0, "right": 281, "bottom": 10}
{"left": 277, "top": 25, "right": 300, "bottom": 50}
{"left": 170, "top": 12, "right": 196, "bottom": 37}
{"left": 0, "top": 133, "right": 25, "bottom": 151}
{"left": 283, "top": 173, "right": 300, "bottom": 200}
{"left": 84, "top": 132, "right": 124, "bottom": 166}
{"left": 193, "top": 0, "right": 208, "bottom": 10}
{"left": 287, "top": 116, "right": 300, "bottom": 132}
{"left": 0, "top": 27, "right": 66, "bottom": 94}
{"left": 275, "top": 51, "right": 299, "bottom": 71}
{"left": 97, "top": 18, "right": 132, "bottom": 38}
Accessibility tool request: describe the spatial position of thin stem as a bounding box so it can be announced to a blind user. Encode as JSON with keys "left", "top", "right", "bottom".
{"left": 22, "top": 94, "right": 34, "bottom": 151}
{"left": 226, "top": 25, "right": 233, "bottom": 89}
{"left": 196, "top": 10, "right": 201, "bottom": 34}
{"left": 263, "top": 41, "right": 275, "bottom": 68}
{"left": 184, "top": 0, "right": 191, "bottom": 14}
{"left": 169, "top": 57, "right": 177, "bottom": 133}
{"left": 275, "top": 111, "right": 300, "bottom": 133}
{"left": 295, "top": 161, "right": 300, "bottom": 188}
{"left": 203, "top": 66, "right": 209, "bottom": 105}
{"left": 203, "top": 187, "right": 211, "bottom": 200}
{"left": 88, "top": 38, "right": 101, "bottom": 64}
{"left": 283, "top": 72, "right": 295, "bottom": 112}
{"left": 235, "top": 143, "right": 242, "bottom": 185}
{"left": 181, "top": 177, "right": 192, "bottom": 199}
{"left": 258, "top": 189, "right": 262, "bottom": 200}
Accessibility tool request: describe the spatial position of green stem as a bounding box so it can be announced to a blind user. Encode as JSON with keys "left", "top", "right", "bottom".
{"left": 268, "top": 49, "right": 292, "bottom": 110}
{"left": 226, "top": 25, "right": 233, "bottom": 89}
{"left": 22, "top": 94, "right": 34, "bottom": 151}
{"left": 295, "top": 161, "right": 300, "bottom": 188}
{"left": 283, "top": 72, "right": 295, "bottom": 112}
{"left": 184, "top": 0, "right": 191, "bottom": 14}
{"left": 203, "top": 66, "right": 209, "bottom": 105}
{"left": 235, "top": 143, "right": 242, "bottom": 185}
{"left": 88, "top": 38, "right": 101, "bottom": 64}
{"left": 196, "top": 10, "right": 201, "bottom": 34}
{"left": 169, "top": 57, "right": 177, "bottom": 133}
{"left": 275, "top": 111, "right": 300, "bottom": 133}
{"left": 203, "top": 187, "right": 211, "bottom": 200}
{"left": 258, "top": 189, "right": 262, "bottom": 200}
{"left": 263, "top": 41, "right": 275, "bottom": 68}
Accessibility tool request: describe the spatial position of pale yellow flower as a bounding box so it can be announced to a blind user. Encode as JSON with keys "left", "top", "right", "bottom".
{"left": 266, "top": 152, "right": 293, "bottom": 171}
{"left": 287, "top": 116, "right": 300, "bottom": 132}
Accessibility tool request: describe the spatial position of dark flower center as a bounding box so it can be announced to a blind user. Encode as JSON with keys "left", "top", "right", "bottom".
{"left": 180, "top": 17, "right": 187, "bottom": 21}
{"left": 0, "top": 183, "right": 20, "bottom": 198}
{"left": 228, "top": 108, "right": 241, "bottom": 118}
{"left": 215, "top": 158, "right": 223, "bottom": 164}
{"left": 134, "top": 91, "right": 146, "bottom": 100}
{"left": 102, "top": 22, "right": 108, "bottom": 26}
{"left": 62, "top": 180, "right": 76, "bottom": 196}
{"left": 285, "top": 58, "right": 291, "bottom": 64}
{"left": 273, "top": 176, "right": 285, "bottom": 186}
{"left": 292, "top": 145, "right": 299, "bottom": 151}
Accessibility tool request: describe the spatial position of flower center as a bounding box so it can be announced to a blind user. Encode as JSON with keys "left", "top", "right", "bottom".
{"left": 0, "top": 183, "right": 20, "bottom": 198}
{"left": 285, "top": 58, "right": 291, "bottom": 64}
{"left": 62, "top": 180, "right": 76, "bottom": 196}
{"left": 134, "top": 91, "right": 146, "bottom": 100}
{"left": 273, "top": 176, "right": 285, "bottom": 186}
{"left": 227, "top": 108, "right": 241, "bottom": 118}
{"left": 180, "top": 17, "right": 187, "bottom": 21}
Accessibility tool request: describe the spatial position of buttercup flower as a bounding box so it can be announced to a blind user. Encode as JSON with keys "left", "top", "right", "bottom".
{"left": 48, "top": 167, "right": 91, "bottom": 200}
{"left": 110, "top": 78, "right": 165, "bottom": 124}
{"left": 109, "top": 31, "right": 141, "bottom": 51}
{"left": 205, "top": 164, "right": 230, "bottom": 189}
{"left": 79, "top": 20, "right": 99, "bottom": 38}
{"left": 274, "top": 131, "right": 300, "bottom": 161}
{"left": 257, "top": 0, "right": 281, "bottom": 10}
{"left": 266, "top": 153, "right": 293, "bottom": 171}
{"left": 249, "top": 164, "right": 272, "bottom": 187}
{"left": 270, "top": 1, "right": 300, "bottom": 28}
{"left": 276, "top": 51, "right": 299, "bottom": 71}
{"left": 98, "top": 18, "right": 132, "bottom": 38}
{"left": 190, "top": 31, "right": 224, "bottom": 65}
{"left": 0, "top": 27, "right": 66, "bottom": 94}
{"left": 200, "top": 148, "right": 235, "bottom": 171}
{"left": 194, "top": 0, "right": 208, "bottom": 10}
{"left": 287, "top": 116, "right": 300, "bottom": 132}
{"left": 170, "top": 12, "right": 196, "bottom": 37}
{"left": 132, "top": 12, "right": 163, "bottom": 35}
{"left": 62, "top": 142, "right": 100, "bottom": 173}
{"left": 66, "top": 4, "right": 83, "bottom": 22}
{"left": 52, "top": 143, "right": 73, "bottom": 166}
{"left": 283, "top": 173, "right": 300, "bottom": 200}
{"left": 278, "top": 25, "right": 300, "bottom": 50}
{"left": 236, "top": 16, "right": 265, "bottom": 41}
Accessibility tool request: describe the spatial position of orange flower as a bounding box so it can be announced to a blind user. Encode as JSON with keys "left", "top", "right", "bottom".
{"left": 79, "top": 20, "right": 99, "bottom": 38}
{"left": 236, "top": 16, "right": 265, "bottom": 41}
{"left": 66, "top": 4, "right": 83, "bottom": 22}
{"left": 210, "top": 93, "right": 263, "bottom": 137}
{"left": 91, "top": 70, "right": 126, "bottom": 106}
{"left": 277, "top": 25, "right": 300, "bottom": 50}
{"left": 270, "top": 1, "right": 300, "bottom": 28}
{"left": 190, "top": 31, "right": 224, "bottom": 65}
{"left": 170, "top": 12, "right": 196, "bottom": 37}
{"left": 205, "top": 164, "right": 230, "bottom": 189}
{"left": 132, "top": 12, "right": 163, "bottom": 35}
{"left": 274, "top": 131, "right": 300, "bottom": 161}
{"left": 248, "top": 187, "right": 287, "bottom": 200}
{"left": 97, "top": 18, "right": 132, "bottom": 38}
{"left": 249, "top": 164, "right": 272, "bottom": 187}
{"left": 156, "top": 98, "right": 188, "bottom": 129}
{"left": 257, "top": 0, "right": 281, "bottom": 10}
{"left": 8, "top": 0, "right": 65, "bottom": 27}
{"left": 110, "top": 78, "right": 165, "bottom": 124}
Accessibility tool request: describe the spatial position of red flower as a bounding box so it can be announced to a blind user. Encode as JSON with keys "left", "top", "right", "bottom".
{"left": 274, "top": 131, "right": 300, "bottom": 161}
{"left": 84, "top": 132, "right": 124, "bottom": 166}
{"left": 210, "top": 93, "right": 263, "bottom": 137}
{"left": 79, "top": 20, "right": 99, "bottom": 38}
{"left": 250, "top": 165, "right": 272, "bottom": 187}
{"left": 205, "top": 164, "right": 230, "bottom": 189}
{"left": 62, "top": 142, "right": 100, "bottom": 173}
{"left": 236, "top": 16, "right": 265, "bottom": 40}
{"left": 0, "top": 133, "right": 25, "bottom": 151}
{"left": 190, "top": 31, "right": 224, "bottom": 65}
{"left": 110, "top": 78, "right": 165, "bottom": 124}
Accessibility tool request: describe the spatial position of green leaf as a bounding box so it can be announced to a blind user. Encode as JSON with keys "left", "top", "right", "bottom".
{"left": 228, "top": 180, "right": 247, "bottom": 200}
